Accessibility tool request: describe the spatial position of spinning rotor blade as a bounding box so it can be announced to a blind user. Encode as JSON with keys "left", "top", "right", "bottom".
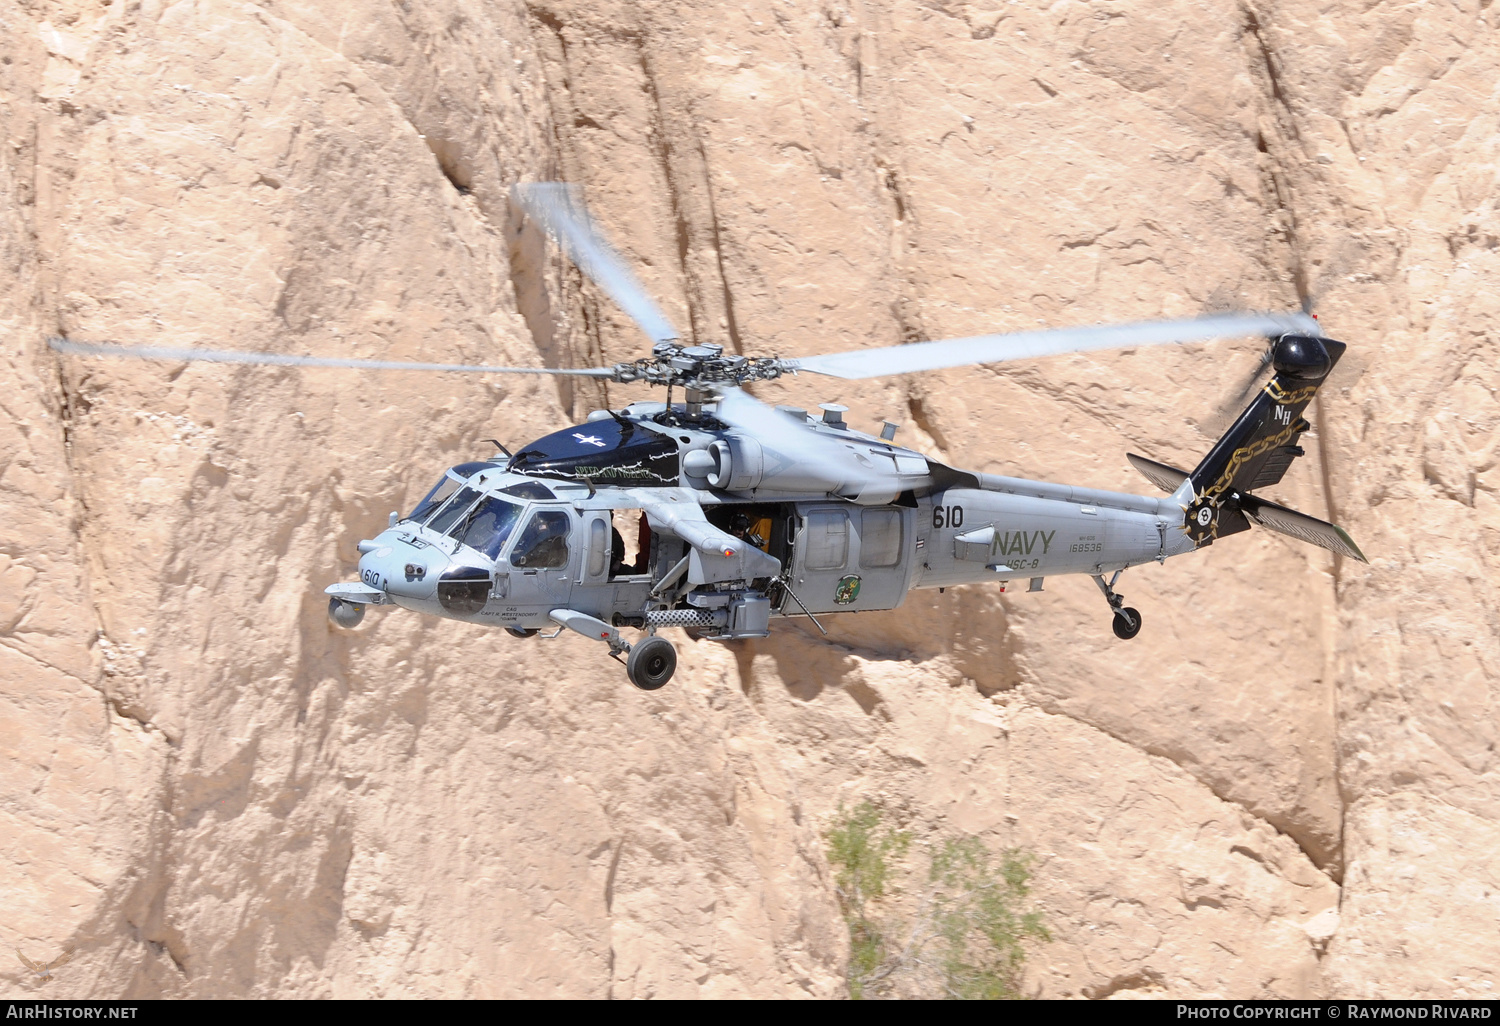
{"left": 716, "top": 388, "right": 818, "bottom": 452}
{"left": 786, "top": 311, "right": 1320, "bottom": 380}
{"left": 511, "top": 183, "right": 681, "bottom": 347}
{"left": 715, "top": 387, "right": 887, "bottom": 492}
{"left": 1224, "top": 345, "right": 1277, "bottom": 409}
{"left": 49, "top": 338, "right": 616, "bottom": 376}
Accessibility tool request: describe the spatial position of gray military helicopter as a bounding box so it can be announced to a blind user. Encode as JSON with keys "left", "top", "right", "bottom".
{"left": 53, "top": 183, "right": 1365, "bottom": 691}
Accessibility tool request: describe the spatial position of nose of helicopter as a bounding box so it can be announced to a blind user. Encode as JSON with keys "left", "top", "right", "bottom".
{"left": 357, "top": 530, "right": 445, "bottom": 598}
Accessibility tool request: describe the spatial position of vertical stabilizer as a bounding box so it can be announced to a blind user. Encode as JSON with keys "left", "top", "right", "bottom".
{"left": 1180, "top": 334, "right": 1349, "bottom": 551}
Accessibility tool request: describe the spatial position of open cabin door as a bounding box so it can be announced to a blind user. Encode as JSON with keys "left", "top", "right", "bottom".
{"left": 790, "top": 504, "right": 915, "bottom": 614}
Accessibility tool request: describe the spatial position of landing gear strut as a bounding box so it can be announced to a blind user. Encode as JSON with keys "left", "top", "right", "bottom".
{"left": 1092, "top": 571, "right": 1142, "bottom": 640}
{"left": 546, "top": 608, "right": 679, "bottom": 691}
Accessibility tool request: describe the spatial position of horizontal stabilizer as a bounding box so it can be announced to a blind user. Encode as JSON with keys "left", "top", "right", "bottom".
{"left": 1127, "top": 453, "right": 1190, "bottom": 494}
{"left": 1240, "top": 494, "right": 1367, "bottom": 563}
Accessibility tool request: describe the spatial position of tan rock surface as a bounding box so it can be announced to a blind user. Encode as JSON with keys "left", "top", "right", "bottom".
{"left": 1, "top": 0, "right": 1495, "bottom": 999}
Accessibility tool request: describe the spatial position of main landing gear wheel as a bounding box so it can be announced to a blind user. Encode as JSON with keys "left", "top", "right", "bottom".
{"left": 1093, "top": 571, "right": 1143, "bottom": 641}
{"left": 505, "top": 627, "right": 538, "bottom": 639}
{"left": 627, "top": 636, "right": 677, "bottom": 691}
{"left": 1112, "top": 607, "right": 1143, "bottom": 640}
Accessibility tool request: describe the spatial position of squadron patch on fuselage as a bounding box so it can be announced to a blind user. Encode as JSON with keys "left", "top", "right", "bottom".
{"left": 834, "top": 574, "right": 862, "bottom": 605}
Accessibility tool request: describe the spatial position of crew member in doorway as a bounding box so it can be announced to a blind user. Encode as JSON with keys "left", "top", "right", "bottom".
{"left": 728, "top": 512, "right": 768, "bottom": 551}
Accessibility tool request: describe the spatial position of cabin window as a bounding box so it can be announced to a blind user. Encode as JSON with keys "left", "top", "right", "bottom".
{"left": 805, "top": 511, "right": 849, "bottom": 570}
{"left": 588, "top": 518, "right": 608, "bottom": 578}
{"left": 510, "top": 510, "right": 571, "bottom": 569}
{"left": 860, "top": 508, "right": 903, "bottom": 568}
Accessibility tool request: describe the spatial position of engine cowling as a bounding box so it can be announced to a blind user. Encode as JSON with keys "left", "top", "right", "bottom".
{"left": 706, "top": 435, "right": 764, "bottom": 492}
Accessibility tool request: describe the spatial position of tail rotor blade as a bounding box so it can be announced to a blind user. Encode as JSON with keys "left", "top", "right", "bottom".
{"left": 785, "top": 311, "right": 1319, "bottom": 380}
{"left": 49, "top": 337, "right": 617, "bottom": 376}
{"left": 1197, "top": 343, "right": 1276, "bottom": 437}
{"left": 511, "top": 182, "right": 681, "bottom": 347}
{"left": 1228, "top": 345, "right": 1275, "bottom": 407}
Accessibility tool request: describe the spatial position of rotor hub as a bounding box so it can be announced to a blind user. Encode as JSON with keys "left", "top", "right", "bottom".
{"left": 611, "top": 341, "right": 787, "bottom": 392}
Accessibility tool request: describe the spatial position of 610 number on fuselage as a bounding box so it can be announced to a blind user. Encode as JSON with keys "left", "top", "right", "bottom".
{"left": 932, "top": 504, "right": 965, "bottom": 529}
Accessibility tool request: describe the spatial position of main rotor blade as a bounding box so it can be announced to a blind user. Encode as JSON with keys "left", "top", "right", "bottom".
{"left": 785, "top": 311, "right": 1320, "bottom": 380}
{"left": 716, "top": 388, "right": 818, "bottom": 452}
{"left": 715, "top": 387, "right": 886, "bottom": 493}
{"left": 511, "top": 182, "right": 681, "bottom": 347}
{"left": 49, "top": 338, "right": 616, "bottom": 376}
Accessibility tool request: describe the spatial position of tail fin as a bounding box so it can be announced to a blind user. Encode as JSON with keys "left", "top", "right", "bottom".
{"left": 1129, "top": 334, "right": 1367, "bottom": 562}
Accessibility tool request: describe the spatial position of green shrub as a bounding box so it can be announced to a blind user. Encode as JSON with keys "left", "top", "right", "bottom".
{"left": 825, "top": 801, "right": 911, "bottom": 999}
{"left": 929, "top": 837, "right": 1050, "bottom": 999}
{"left": 825, "top": 803, "right": 1048, "bottom": 1000}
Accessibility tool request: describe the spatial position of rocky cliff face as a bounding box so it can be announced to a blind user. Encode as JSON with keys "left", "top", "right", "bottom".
{"left": 2, "top": 0, "right": 1495, "bottom": 999}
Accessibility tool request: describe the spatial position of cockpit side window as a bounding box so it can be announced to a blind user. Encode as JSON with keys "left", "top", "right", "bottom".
{"left": 509, "top": 510, "right": 571, "bottom": 569}
{"left": 408, "top": 474, "right": 463, "bottom": 523}
{"left": 426, "top": 487, "right": 481, "bottom": 536}
{"left": 451, "top": 496, "right": 525, "bottom": 559}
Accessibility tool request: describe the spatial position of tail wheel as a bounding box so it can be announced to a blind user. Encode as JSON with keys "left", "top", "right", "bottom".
{"left": 627, "top": 636, "right": 677, "bottom": 691}
{"left": 1112, "top": 607, "right": 1143, "bottom": 640}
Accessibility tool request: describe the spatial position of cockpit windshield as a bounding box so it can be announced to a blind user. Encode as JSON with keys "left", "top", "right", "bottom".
{"left": 425, "top": 486, "right": 482, "bottom": 535}
{"left": 408, "top": 475, "right": 463, "bottom": 523}
{"left": 406, "top": 462, "right": 499, "bottom": 523}
{"left": 448, "top": 495, "right": 525, "bottom": 559}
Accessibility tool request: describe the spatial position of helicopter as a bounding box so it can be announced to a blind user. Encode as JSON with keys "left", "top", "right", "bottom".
{"left": 52, "top": 183, "right": 1366, "bottom": 692}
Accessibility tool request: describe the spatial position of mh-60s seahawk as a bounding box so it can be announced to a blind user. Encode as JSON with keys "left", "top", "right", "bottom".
{"left": 54, "top": 183, "right": 1366, "bottom": 692}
